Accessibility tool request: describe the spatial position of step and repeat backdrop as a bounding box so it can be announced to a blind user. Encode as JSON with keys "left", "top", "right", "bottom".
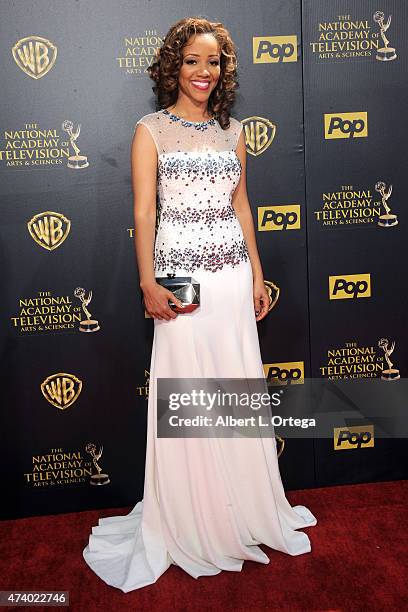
{"left": 1, "top": 0, "right": 407, "bottom": 520}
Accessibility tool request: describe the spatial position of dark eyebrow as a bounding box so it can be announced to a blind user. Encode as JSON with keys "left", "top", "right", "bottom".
{"left": 183, "top": 52, "right": 220, "bottom": 58}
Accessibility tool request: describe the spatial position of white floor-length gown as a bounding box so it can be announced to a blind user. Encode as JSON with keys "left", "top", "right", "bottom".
{"left": 82, "top": 108, "right": 317, "bottom": 592}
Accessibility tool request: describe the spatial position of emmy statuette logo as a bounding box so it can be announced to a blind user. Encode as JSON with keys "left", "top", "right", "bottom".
{"left": 375, "top": 181, "right": 398, "bottom": 227}
{"left": 12, "top": 36, "right": 57, "bottom": 79}
{"left": 62, "top": 120, "right": 89, "bottom": 169}
{"left": 85, "top": 443, "right": 110, "bottom": 486}
{"left": 378, "top": 338, "right": 400, "bottom": 381}
{"left": 27, "top": 211, "right": 71, "bottom": 251}
{"left": 241, "top": 117, "right": 276, "bottom": 156}
{"left": 41, "top": 373, "right": 83, "bottom": 410}
{"left": 373, "top": 11, "right": 397, "bottom": 61}
{"left": 74, "top": 287, "right": 100, "bottom": 333}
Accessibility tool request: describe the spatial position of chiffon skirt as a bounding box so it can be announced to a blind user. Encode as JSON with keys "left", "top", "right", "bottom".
{"left": 82, "top": 258, "right": 317, "bottom": 592}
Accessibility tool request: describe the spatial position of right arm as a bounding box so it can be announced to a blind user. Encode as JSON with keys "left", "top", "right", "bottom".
{"left": 131, "top": 123, "right": 183, "bottom": 320}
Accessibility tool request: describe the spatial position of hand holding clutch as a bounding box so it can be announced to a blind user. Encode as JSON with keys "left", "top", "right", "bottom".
{"left": 155, "top": 274, "right": 200, "bottom": 314}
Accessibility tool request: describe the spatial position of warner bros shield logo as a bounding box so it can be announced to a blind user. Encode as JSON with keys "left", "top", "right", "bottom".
{"left": 242, "top": 116, "right": 276, "bottom": 156}
{"left": 27, "top": 211, "right": 71, "bottom": 251}
{"left": 264, "top": 279, "right": 280, "bottom": 313}
{"left": 12, "top": 36, "right": 57, "bottom": 79}
{"left": 41, "top": 373, "right": 83, "bottom": 410}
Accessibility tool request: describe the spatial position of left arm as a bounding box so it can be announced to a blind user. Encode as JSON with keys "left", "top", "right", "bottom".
{"left": 232, "top": 128, "right": 269, "bottom": 322}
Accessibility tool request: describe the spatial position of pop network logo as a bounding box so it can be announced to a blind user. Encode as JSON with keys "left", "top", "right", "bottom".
{"left": 253, "top": 36, "right": 298, "bottom": 63}
{"left": 263, "top": 361, "right": 304, "bottom": 386}
{"left": 334, "top": 425, "right": 374, "bottom": 450}
{"left": 329, "top": 273, "right": 371, "bottom": 300}
{"left": 258, "top": 204, "right": 301, "bottom": 231}
{"left": 324, "top": 112, "right": 368, "bottom": 139}
{"left": 12, "top": 36, "right": 57, "bottom": 79}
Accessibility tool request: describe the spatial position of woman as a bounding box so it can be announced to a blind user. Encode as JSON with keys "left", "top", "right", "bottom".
{"left": 82, "top": 16, "right": 317, "bottom": 592}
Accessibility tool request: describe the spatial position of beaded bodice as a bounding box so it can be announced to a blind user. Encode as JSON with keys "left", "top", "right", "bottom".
{"left": 135, "top": 108, "right": 249, "bottom": 274}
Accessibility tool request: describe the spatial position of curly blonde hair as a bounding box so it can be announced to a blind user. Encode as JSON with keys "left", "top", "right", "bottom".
{"left": 146, "top": 16, "right": 239, "bottom": 130}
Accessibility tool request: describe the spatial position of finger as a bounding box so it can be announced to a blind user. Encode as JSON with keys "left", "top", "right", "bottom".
{"left": 255, "top": 297, "right": 267, "bottom": 321}
{"left": 257, "top": 310, "right": 267, "bottom": 321}
{"left": 149, "top": 306, "right": 164, "bottom": 320}
{"left": 154, "top": 305, "right": 169, "bottom": 320}
{"left": 164, "top": 295, "right": 182, "bottom": 316}
{"left": 257, "top": 299, "right": 269, "bottom": 320}
{"left": 167, "top": 301, "right": 179, "bottom": 317}
{"left": 167, "top": 291, "right": 184, "bottom": 310}
{"left": 254, "top": 297, "right": 261, "bottom": 317}
{"left": 163, "top": 305, "right": 177, "bottom": 319}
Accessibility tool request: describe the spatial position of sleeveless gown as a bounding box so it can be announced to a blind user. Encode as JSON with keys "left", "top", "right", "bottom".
{"left": 82, "top": 108, "right": 317, "bottom": 592}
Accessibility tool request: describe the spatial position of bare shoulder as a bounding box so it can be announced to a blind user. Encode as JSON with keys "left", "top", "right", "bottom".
{"left": 133, "top": 111, "right": 163, "bottom": 155}
{"left": 227, "top": 116, "right": 242, "bottom": 130}
{"left": 135, "top": 110, "right": 162, "bottom": 130}
{"left": 225, "top": 115, "right": 244, "bottom": 150}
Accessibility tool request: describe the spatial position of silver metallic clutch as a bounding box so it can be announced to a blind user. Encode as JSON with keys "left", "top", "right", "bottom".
{"left": 155, "top": 273, "right": 200, "bottom": 313}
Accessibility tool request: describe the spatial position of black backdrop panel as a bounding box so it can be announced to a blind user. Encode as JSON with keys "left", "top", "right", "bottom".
{"left": 302, "top": 0, "right": 408, "bottom": 486}
{"left": 0, "top": 1, "right": 406, "bottom": 520}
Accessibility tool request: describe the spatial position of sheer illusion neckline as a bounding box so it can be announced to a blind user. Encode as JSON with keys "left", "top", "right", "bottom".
{"left": 161, "top": 108, "right": 216, "bottom": 127}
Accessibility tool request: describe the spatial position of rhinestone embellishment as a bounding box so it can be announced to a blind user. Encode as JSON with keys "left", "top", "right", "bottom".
{"left": 136, "top": 109, "right": 248, "bottom": 274}
{"left": 162, "top": 108, "right": 217, "bottom": 131}
{"left": 154, "top": 151, "right": 249, "bottom": 274}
